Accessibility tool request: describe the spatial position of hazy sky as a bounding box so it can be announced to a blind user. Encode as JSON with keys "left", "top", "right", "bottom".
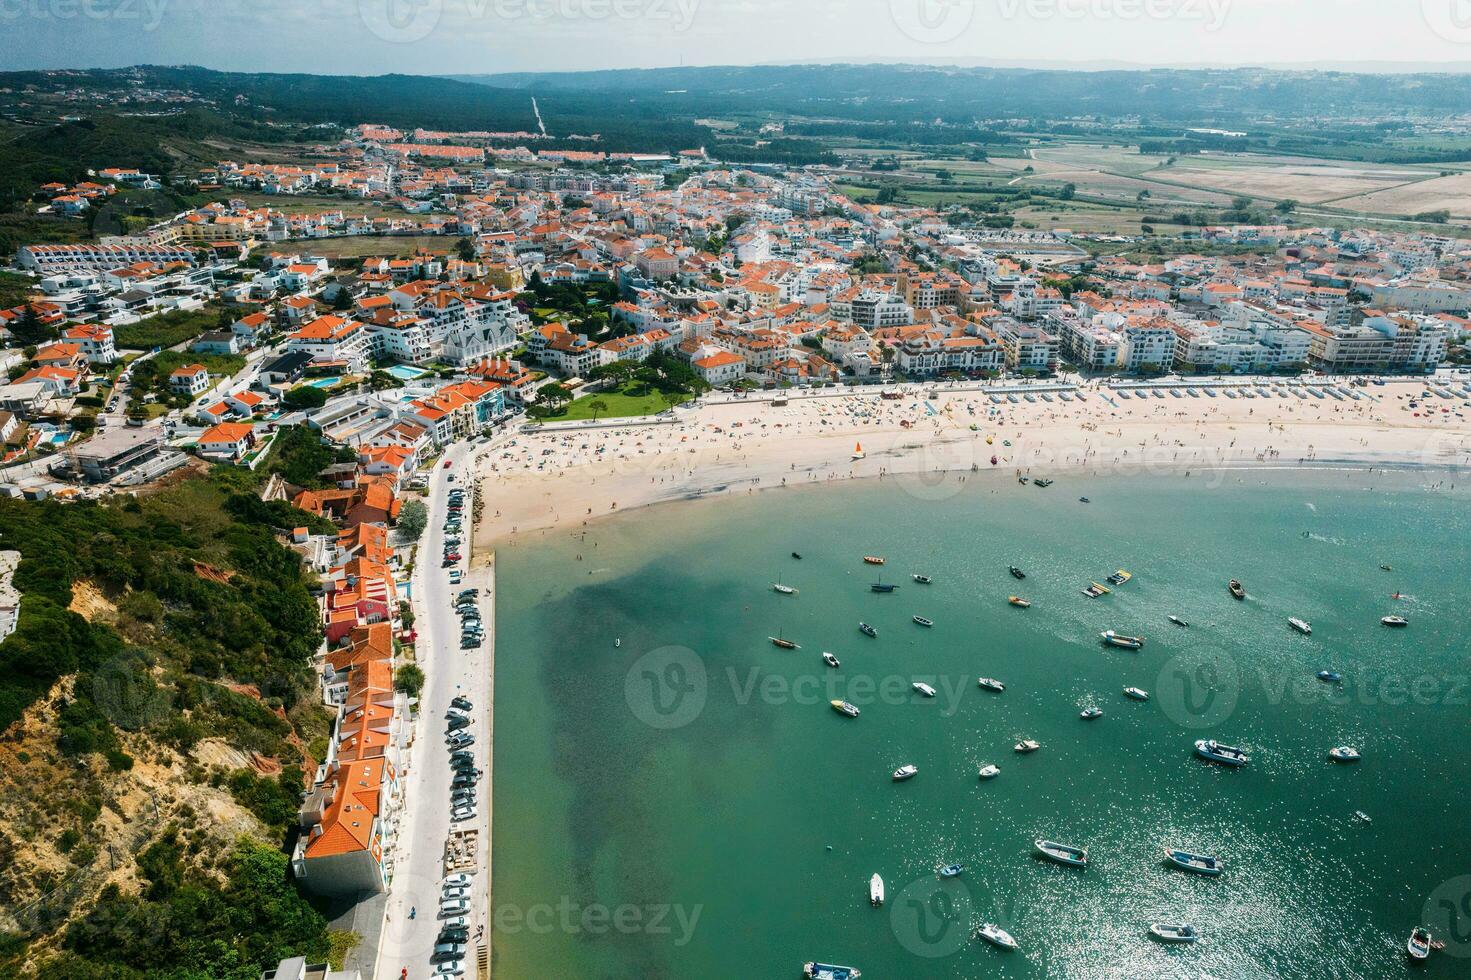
{"left": 4, "top": 0, "right": 1471, "bottom": 75}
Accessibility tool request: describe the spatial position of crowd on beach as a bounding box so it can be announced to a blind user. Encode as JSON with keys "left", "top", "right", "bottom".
{"left": 473, "top": 378, "right": 1471, "bottom": 545}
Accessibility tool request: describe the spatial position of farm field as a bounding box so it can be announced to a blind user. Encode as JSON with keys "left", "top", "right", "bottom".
{"left": 1329, "top": 171, "right": 1471, "bottom": 217}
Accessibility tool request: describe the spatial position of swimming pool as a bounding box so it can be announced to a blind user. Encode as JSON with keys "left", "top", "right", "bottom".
{"left": 384, "top": 364, "right": 430, "bottom": 381}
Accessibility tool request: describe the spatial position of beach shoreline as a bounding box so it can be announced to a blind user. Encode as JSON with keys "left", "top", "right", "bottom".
{"left": 474, "top": 380, "right": 1471, "bottom": 549}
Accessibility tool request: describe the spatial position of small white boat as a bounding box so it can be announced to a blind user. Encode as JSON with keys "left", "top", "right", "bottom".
{"left": 912, "top": 682, "right": 937, "bottom": 697}
{"left": 1015, "top": 740, "right": 1040, "bottom": 753}
{"left": 892, "top": 764, "right": 918, "bottom": 781}
{"left": 773, "top": 583, "right": 798, "bottom": 595}
{"left": 1080, "top": 707, "right": 1103, "bottom": 720}
{"left": 869, "top": 873, "right": 885, "bottom": 906}
{"left": 1149, "top": 922, "right": 1199, "bottom": 944}
{"left": 1195, "top": 739, "right": 1249, "bottom": 766}
{"left": 1288, "top": 617, "right": 1312, "bottom": 636}
{"left": 1329, "top": 745, "right": 1361, "bottom": 762}
{"left": 1034, "top": 839, "right": 1088, "bottom": 867}
{"left": 1123, "top": 687, "right": 1150, "bottom": 701}
{"left": 1168, "top": 615, "right": 1189, "bottom": 628}
{"left": 1101, "top": 630, "right": 1145, "bottom": 650}
{"left": 1381, "top": 615, "right": 1408, "bottom": 628}
{"left": 1163, "top": 847, "right": 1222, "bottom": 876}
{"left": 831, "top": 700, "right": 860, "bottom": 718}
{"left": 912, "top": 574, "right": 932, "bottom": 584}
{"left": 804, "top": 963, "right": 861, "bottom": 980}
{"left": 1407, "top": 926, "right": 1432, "bottom": 960}
{"left": 975, "top": 923, "right": 1019, "bottom": 950}
{"left": 822, "top": 652, "right": 840, "bottom": 669}
{"left": 977, "top": 764, "right": 1000, "bottom": 779}
{"left": 1008, "top": 596, "right": 1031, "bottom": 608}
{"left": 912, "top": 615, "right": 934, "bottom": 628}
{"left": 978, "top": 677, "right": 1005, "bottom": 692}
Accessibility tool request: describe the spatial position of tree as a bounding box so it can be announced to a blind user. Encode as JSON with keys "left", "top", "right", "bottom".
{"left": 282, "top": 385, "right": 329, "bottom": 411}
{"left": 397, "top": 499, "right": 427, "bottom": 541}
{"left": 455, "top": 237, "right": 476, "bottom": 262}
{"left": 395, "top": 664, "right": 424, "bottom": 698}
{"left": 1059, "top": 183, "right": 1077, "bottom": 201}
{"left": 12, "top": 303, "right": 55, "bottom": 346}
{"left": 368, "top": 370, "right": 404, "bottom": 391}
{"left": 1275, "top": 199, "right": 1298, "bottom": 214}
{"left": 536, "top": 383, "right": 573, "bottom": 414}
{"left": 586, "top": 398, "right": 608, "bottom": 422}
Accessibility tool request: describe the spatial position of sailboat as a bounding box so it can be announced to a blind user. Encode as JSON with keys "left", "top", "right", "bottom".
{"left": 851, "top": 441, "right": 865, "bottom": 460}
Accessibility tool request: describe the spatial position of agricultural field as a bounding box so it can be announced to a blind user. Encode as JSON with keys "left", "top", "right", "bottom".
{"left": 1328, "top": 171, "right": 1471, "bottom": 218}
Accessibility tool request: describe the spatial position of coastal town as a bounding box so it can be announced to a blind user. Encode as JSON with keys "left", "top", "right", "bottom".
{"left": 3, "top": 114, "right": 1471, "bottom": 980}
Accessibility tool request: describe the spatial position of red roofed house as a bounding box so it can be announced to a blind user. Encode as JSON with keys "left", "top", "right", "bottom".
{"left": 196, "top": 422, "right": 258, "bottom": 461}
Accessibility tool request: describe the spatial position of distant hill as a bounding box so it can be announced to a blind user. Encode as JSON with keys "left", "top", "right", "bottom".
{"left": 453, "top": 62, "right": 1471, "bottom": 124}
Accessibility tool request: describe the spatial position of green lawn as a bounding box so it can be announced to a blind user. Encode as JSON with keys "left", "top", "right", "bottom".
{"left": 558, "top": 384, "right": 690, "bottom": 421}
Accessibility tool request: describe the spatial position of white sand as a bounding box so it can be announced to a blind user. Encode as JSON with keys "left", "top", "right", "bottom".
{"left": 473, "top": 380, "right": 1471, "bottom": 548}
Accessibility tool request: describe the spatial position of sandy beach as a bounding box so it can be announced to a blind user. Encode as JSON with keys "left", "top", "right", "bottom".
{"left": 474, "top": 379, "right": 1471, "bottom": 549}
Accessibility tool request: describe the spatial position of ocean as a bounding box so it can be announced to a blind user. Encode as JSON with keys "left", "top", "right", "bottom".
{"left": 490, "top": 469, "right": 1471, "bottom": 979}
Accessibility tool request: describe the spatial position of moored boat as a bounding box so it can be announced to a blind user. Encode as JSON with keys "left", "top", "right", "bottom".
{"left": 975, "top": 923, "right": 1019, "bottom": 950}
{"left": 912, "top": 682, "right": 936, "bottom": 697}
{"left": 1009, "top": 565, "right": 1026, "bottom": 579}
{"left": 773, "top": 583, "right": 798, "bottom": 595}
{"left": 831, "top": 700, "right": 860, "bottom": 718}
{"left": 1034, "top": 839, "right": 1088, "bottom": 867}
{"left": 1015, "top": 739, "right": 1040, "bottom": 753}
{"left": 977, "top": 764, "right": 1000, "bottom": 779}
{"left": 1106, "top": 569, "right": 1132, "bottom": 586}
{"left": 1195, "top": 739, "right": 1249, "bottom": 766}
{"left": 1033, "top": 478, "right": 1053, "bottom": 488}
{"left": 870, "top": 581, "right": 899, "bottom": 593}
{"left": 770, "top": 635, "right": 800, "bottom": 650}
{"left": 858, "top": 622, "right": 877, "bottom": 638}
{"left": 1080, "top": 707, "right": 1103, "bottom": 720}
{"left": 1407, "top": 927, "right": 1432, "bottom": 960}
{"left": 912, "top": 573, "right": 932, "bottom": 584}
{"left": 791, "top": 552, "right": 803, "bottom": 560}
{"left": 1163, "top": 847, "right": 1222, "bottom": 876}
{"left": 1101, "top": 630, "right": 1144, "bottom": 650}
{"left": 1228, "top": 579, "right": 1246, "bottom": 600}
{"left": 912, "top": 615, "right": 933, "bottom": 627}
{"left": 1168, "top": 614, "right": 1189, "bottom": 627}
{"left": 1381, "top": 615, "right": 1409, "bottom": 628}
{"left": 1082, "top": 582, "right": 1112, "bottom": 598}
{"left": 1123, "top": 687, "right": 1150, "bottom": 701}
{"left": 978, "top": 677, "right": 1005, "bottom": 692}
{"left": 863, "top": 555, "right": 884, "bottom": 565}
{"left": 1149, "top": 923, "right": 1199, "bottom": 944}
{"left": 804, "top": 963, "right": 861, "bottom": 980}
{"left": 892, "top": 764, "right": 918, "bottom": 781}
{"left": 937, "top": 863, "right": 964, "bottom": 878}
{"left": 1008, "top": 596, "right": 1031, "bottom": 608}
{"left": 822, "top": 652, "right": 840, "bottom": 669}
{"left": 1288, "top": 617, "right": 1312, "bottom": 636}
{"left": 1316, "top": 670, "right": 1342, "bottom": 682}
{"left": 1329, "top": 745, "right": 1361, "bottom": 762}
{"left": 869, "top": 874, "right": 884, "bottom": 906}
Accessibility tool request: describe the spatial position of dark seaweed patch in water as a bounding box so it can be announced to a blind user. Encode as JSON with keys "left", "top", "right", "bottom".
{"left": 533, "top": 560, "right": 774, "bottom": 975}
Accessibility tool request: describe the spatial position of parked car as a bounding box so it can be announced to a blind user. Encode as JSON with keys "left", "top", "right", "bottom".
{"left": 451, "top": 696, "right": 472, "bottom": 711}
{"left": 438, "top": 900, "right": 468, "bottom": 917}
{"left": 434, "top": 961, "right": 464, "bottom": 977}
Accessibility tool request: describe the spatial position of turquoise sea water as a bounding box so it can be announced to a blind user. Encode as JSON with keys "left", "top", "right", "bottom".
{"left": 491, "top": 470, "right": 1471, "bottom": 979}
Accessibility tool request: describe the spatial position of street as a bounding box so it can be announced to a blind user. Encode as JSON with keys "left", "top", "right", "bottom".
{"left": 377, "top": 438, "right": 496, "bottom": 980}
